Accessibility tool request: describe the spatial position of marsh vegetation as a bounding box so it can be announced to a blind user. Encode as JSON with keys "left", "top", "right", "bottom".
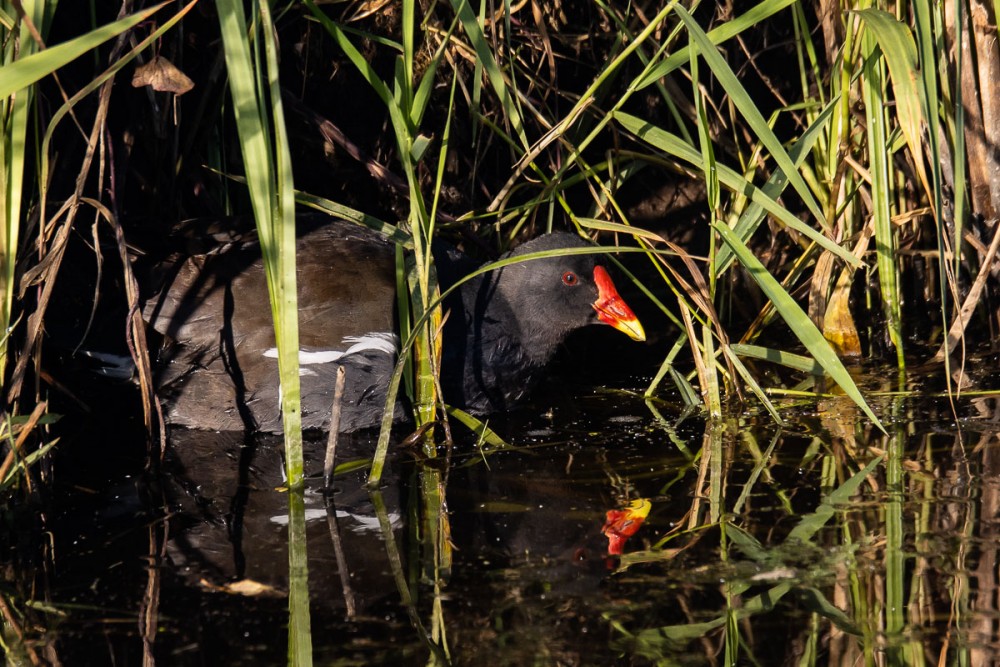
{"left": 2, "top": 0, "right": 1000, "bottom": 664}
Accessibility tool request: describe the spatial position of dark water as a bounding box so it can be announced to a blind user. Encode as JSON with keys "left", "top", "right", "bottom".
{"left": 5, "top": 360, "right": 1000, "bottom": 665}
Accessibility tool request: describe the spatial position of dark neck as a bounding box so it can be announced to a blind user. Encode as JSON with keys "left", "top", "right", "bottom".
{"left": 441, "top": 272, "right": 556, "bottom": 414}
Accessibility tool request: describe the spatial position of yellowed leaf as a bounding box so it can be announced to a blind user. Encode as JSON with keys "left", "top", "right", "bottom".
{"left": 199, "top": 578, "right": 286, "bottom": 598}
{"left": 823, "top": 265, "right": 861, "bottom": 358}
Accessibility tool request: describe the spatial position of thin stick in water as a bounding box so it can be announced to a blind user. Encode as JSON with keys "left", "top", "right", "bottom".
{"left": 324, "top": 365, "right": 347, "bottom": 488}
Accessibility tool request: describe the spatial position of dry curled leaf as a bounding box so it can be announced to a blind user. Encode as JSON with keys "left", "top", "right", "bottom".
{"left": 132, "top": 56, "right": 194, "bottom": 95}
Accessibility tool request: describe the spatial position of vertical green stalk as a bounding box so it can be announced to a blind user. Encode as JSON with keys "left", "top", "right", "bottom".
{"left": 826, "top": 12, "right": 857, "bottom": 230}
{"left": 690, "top": 29, "right": 722, "bottom": 418}
{"left": 372, "top": 486, "right": 449, "bottom": 663}
{"left": 835, "top": 455, "right": 875, "bottom": 667}
{"left": 303, "top": 0, "right": 454, "bottom": 481}
{"left": 0, "top": 0, "right": 49, "bottom": 389}
{"left": 886, "top": 375, "right": 916, "bottom": 665}
{"left": 708, "top": 425, "right": 725, "bottom": 525}
{"left": 215, "top": 0, "right": 302, "bottom": 465}
{"left": 910, "top": 0, "right": 951, "bottom": 271}
{"left": 215, "top": 1, "right": 310, "bottom": 663}
{"left": 300, "top": 7, "right": 452, "bottom": 660}
{"left": 423, "top": 468, "right": 451, "bottom": 662}
{"left": 861, "top": 30, "right": 905, "bottom": 369}
{"left": 926, "top": 0, "right": 962, "bottom": 374}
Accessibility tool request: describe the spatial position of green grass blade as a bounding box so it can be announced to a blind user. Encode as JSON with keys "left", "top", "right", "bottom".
{"left": 302, "top": 0, "right": 394, "bottom": 110}
{"left": 714, "top": 222, "right": 884, "bottom": 431}
{"left": 286, "top": 487, "right": 314, "bottom": 666}
{"left": 723, "top": 349, "right": 784, "bottom": 425}
{"left": 369, "top": 343, "right": 409, "bottom": 486}
{"left": 295, "top": 191, "right": 410, "bottom": 243}
{"left": 855, "top": 9, "right": 928, "bottom": 195}
{"left": 410, "top": 16, "right": 460, "bottom": 127}
{"left": 860, "top": 29, "right": 904, "bottom": 368}
{"left": 0, "top": 3, "right": 166, "bottom": 99}
{"left": 446, "top": 406, "right": 509, "bottom": 450}
{"left": 446, "top": 0, "right": 526, "bottom": 147}
{"left": 612, "top": 112, "right": 859, "bottom": 269}
{"left": 401, "top": 0, "right": 415, "bottom": 109}
{"left": 912, "top": 0, "right": 953, "bottom": 369}
{"left": 216, "top": 0, "right": 304, "bottom": 444}
{"left": 731, "top": 343, "right": 824, "bottom": 374}
{"left": 637, "top": 0, "right": 800, "bottom": 88}
{"left": 690, "top": 40, "right": 722, "bottom": 419}
{"left": 674, "top": 5, "right": 826, "bottom": 228}
{"left": 716, "top": 97, "right": 840, "bottom": 274}
{"left": 215, "top": 3, "right": 310, "bottom": 660}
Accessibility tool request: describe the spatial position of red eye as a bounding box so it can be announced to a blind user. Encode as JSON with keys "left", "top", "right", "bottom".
{"left": 562, "top": 271, "right": 578, "bottom": 286}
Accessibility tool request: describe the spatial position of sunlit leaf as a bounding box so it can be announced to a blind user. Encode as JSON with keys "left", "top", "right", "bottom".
{"left": 731, "top": 344, "right": 823, "bottom": 374}
{"left": 612, "top": 112, "right": 858, "bottom": 269}
{"left": 823, "top": 266, "right": 862, "bottom": 358}
{"left": 674, "top": 5, "right": 825, "bottom": 226}
{"left": 855, "top": 8, "right": 929, "bottom": 197}
{"left": 715, "top": 223, "right": 883, "bottom": 430}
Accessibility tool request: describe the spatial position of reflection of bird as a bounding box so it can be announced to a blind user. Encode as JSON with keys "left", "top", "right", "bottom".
{"left": 145, "top": 219, "right": 645, "bottom": 433}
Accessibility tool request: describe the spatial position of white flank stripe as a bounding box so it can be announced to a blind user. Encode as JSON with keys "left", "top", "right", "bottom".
{"left": 341, "top": 332, "right": 398, "bottom": 357}
{"left": 262, "top": 332, "right": 398, "bottom": 365}
{"left": 297, "top": 350, "right": 345, "bottom": 364}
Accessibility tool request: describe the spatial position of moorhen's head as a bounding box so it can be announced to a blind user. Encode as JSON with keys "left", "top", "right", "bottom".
{"left": 481, "top": 232, "right": 646, "bottom": 365}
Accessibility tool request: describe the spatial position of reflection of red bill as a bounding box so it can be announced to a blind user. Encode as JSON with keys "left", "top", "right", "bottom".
{"left": 603, "top": 498, "right": 652, "bottom": 555}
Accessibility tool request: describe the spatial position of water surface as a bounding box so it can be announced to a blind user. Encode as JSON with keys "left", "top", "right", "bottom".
{"left": 4, "top": 362, "right": 1000, "bottom": 665}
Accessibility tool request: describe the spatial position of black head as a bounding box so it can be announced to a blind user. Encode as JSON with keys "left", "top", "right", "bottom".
{"left": 443, "top": 231, "right": 645, "bottom": 413}
{"left": 489, "top": 232, "right": 645, "bottom": 364}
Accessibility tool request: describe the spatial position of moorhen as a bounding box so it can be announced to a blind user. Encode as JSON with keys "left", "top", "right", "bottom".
{"left": 144, "top": 218, "right": 645, "bottom": 433}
